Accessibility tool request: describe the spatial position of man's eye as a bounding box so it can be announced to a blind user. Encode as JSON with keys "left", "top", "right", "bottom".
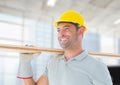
{"left": 57, "top": 28, "right": 60, "bottom": 32}
{"left": 65, "top": 27, "right": 70, "bottom": 30}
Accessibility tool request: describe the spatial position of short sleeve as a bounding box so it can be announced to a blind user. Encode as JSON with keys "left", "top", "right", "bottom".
{"left": 92, "top": 63, "right": 113, "bottom": 85}
{"left": 43, "top": 67, "right": 48, "bottom": 78}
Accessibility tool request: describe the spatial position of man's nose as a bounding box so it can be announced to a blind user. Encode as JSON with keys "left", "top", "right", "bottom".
{"left": 58, "top": 29, "right": 66, "bottom": 37}
{"left": 59, "top": 28, "right": 66, "bottom": 34}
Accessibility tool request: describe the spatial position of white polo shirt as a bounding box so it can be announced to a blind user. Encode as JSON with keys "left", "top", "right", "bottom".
{"left": 43, "top": 51, "right": 112, "bottom": 85}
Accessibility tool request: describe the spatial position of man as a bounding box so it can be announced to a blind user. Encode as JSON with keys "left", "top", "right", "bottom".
{"left": 17, "top": 10, "right": 113, "bottom": 85}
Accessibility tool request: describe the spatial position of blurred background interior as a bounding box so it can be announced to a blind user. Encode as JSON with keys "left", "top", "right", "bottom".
{"left": 0, "top": 0, "right": 120, "bottom": 85}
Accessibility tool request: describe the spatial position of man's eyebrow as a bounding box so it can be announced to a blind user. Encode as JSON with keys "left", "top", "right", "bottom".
{"left": 58, "top": 25, "right": 70, "bottom": 28}
{"left": 63, "top": 25, "right": 71, "bottom": 27}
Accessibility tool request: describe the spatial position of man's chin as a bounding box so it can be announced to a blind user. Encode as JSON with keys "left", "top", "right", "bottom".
{"left": 60, "top": 45, "right": 70, "bottom": 50}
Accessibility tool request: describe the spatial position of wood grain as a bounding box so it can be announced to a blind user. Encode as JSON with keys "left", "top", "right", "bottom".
{"left": 0, "top": 44, "right": 120, "bottom": 57}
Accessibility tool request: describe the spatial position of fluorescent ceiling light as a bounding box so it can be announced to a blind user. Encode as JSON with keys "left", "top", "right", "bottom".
{"left": 114, "top": 19, "right": 120, "bottom": 25}
{"left": 47, "top": 0, "right": 57, "bottom": 7}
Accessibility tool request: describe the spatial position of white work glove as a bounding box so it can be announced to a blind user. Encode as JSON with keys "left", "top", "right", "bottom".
{"left": 17, "top": 53, "right": 40, "bottom": 79}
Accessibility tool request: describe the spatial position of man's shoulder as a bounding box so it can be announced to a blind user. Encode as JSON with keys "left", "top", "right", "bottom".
{"left": 48, "top": 54, "right": 64, "bottom": 63}
{"left": 86, "top": 54, "right": 107, "bottom": 68}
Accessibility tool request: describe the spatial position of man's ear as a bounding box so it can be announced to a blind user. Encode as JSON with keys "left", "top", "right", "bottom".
{"left": 78, "top": 26, "right": 85, "bottom": 34}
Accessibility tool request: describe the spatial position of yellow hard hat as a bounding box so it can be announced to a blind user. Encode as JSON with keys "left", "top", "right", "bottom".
{"left": 54, "top": 10, "right": 87, "bottom": 30}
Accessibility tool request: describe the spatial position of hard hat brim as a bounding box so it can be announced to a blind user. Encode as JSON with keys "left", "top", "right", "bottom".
{"left": 54, "top": 21, "right": 87, "bottom": 31}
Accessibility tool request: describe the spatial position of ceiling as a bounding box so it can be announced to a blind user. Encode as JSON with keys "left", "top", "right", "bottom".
{"left": 0, "top": 0, "right": 120, "bottom": 38}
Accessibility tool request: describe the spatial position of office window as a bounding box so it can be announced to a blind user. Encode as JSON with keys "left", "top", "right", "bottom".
{"left": 83, "top": 32, "right": 100, "bottom": 52}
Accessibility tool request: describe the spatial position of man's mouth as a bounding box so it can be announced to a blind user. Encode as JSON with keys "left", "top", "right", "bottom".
{"left": 60, "top": 37, "right": 68, "bottom": 44}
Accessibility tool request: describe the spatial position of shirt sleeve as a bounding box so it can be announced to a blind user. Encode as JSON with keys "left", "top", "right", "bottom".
{"left": 43, "top": 66, "right": 48, "bottom": 78}
{"left": 92, "top": 63, "right": 113, "bottom": 85}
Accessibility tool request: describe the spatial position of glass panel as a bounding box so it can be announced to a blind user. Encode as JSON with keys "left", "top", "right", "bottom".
{"left": 0, "top": 22, "right": 22, "bottom": 40}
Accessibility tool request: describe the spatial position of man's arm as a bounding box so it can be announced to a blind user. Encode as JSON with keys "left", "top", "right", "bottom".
{"left": 23, "top": 78, "right": 35, "bottom": 85}
{"left": 22, "top": 75, "right": 48, "bottom": 85}
{"left": 37, "top": 75, "right": 49, "bottom": 85}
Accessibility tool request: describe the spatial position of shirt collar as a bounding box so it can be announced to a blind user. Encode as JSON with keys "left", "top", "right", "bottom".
{"left": 58, "top": 50, "right": 88, "bottom": 61}
{"left": 74, "top": 50, "right": 88, "bottom": 61}
{"left": 56, "top": 54, "right": 65, "bottom": 60}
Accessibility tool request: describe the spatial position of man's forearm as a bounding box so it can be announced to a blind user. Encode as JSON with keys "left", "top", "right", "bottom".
{"left": 23, "top": 78, "right": 36, "bottom": 85}
{"left": 23, "top": 75, "right": 49, "bottom": 85}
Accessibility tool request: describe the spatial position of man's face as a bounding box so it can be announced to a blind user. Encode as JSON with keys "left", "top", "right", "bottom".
{"left": 57, "top": 22, "right": 79, "bottom": 49}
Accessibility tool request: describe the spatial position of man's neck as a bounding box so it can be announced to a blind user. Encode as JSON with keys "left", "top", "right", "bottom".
{"left": 64, "top": 48, "right": 84, "bottom": 61}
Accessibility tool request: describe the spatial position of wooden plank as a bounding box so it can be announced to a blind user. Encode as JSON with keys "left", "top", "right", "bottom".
{"left": 0, "top": 44, "right": 120, "bottom": 57}
{"left": 0, "top": 44, "right": 64, "bottom": 54}
{"left": 88, "top": 52, "right": 120, "bottom": 57}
